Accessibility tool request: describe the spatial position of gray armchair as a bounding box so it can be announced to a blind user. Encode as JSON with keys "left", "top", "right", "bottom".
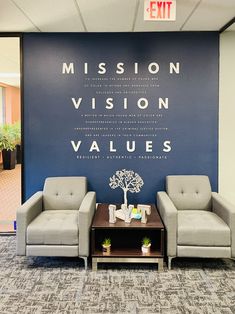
{"left": 17, "top": 177, "right": 96, "bottom": 269}
{"left": 157, "top": 175, "right": 235, "bottom": 269}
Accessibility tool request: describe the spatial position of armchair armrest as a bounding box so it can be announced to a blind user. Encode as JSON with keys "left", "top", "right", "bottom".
{"left": 157, "top": 191, "right": 178, "bottom": 257}
{"left": 78, "top": 191, "right": 96, "bottom": 257}
{"left": 212, "top": 192, "right": 235, "bottom": 257}
{"left": 16, "top": 191, "right": 43, "bottom": 255}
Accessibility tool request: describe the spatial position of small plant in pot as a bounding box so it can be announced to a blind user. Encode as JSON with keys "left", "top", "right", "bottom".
{"left": 102, "top": 238, "right": 111, "bottom": 255}
{"left": 141, "top": 237, "right": 151, "bottom": 254}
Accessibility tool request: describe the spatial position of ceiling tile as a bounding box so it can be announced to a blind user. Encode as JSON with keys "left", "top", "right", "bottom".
{"left": 14, "top": 0, "right": 85, "bottom": 32}
{"left": 0, "top": 0, "right": 234, "bottom": 33}
{"left": 183, "top": 0, "right": 235, "bottom": 31}
{"left": 134, "top": 0, "right": 199, "bottom": 32}
{"left": 0, "top": 0, "right": 37, "bottom": 32}
{"left": 226, "top": 23, "right": 235, "bottom": 31}
{"left": 76, "top": 0, "right": 137, "bottom": 32}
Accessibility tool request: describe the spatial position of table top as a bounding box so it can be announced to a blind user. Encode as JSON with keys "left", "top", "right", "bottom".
{"left": 92, "top": 203, "right": 164, "bottom": 229}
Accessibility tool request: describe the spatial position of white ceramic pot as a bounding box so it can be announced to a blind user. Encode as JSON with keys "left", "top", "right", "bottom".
{"left": 141, "top": 244, "right": 151, "bottom": 254}
{"left": 102, "top": 244, "right": 111, "bottom": 255}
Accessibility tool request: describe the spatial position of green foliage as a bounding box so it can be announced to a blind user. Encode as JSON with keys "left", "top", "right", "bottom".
{"left": 142, "top": 237, "right": 151, "bottom": 247}
{"left": 102, "top": 238, "right": 111, "bottom": 246}
{"left": 0, "top": 122, "right": 21, "bottom": 151}
{"left": 11, "top": 122, "right": 21, "bottom": 145}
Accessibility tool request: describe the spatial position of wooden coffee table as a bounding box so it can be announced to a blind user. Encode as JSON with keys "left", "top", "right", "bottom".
{"left": 91, "top": 203, "right": 165, "bottom": 271}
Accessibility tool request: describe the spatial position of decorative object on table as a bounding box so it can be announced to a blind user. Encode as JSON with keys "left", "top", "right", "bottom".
{"left": 128, "top": 204, "right": 134, "bottom": 218}
{"left": 109, "top": 169, "right": 144, "bottom": 206}
{"left": 102, "top": 238, "right": 111, "bottom": 255}
{"left": 115, "top": 208, "right": 125, "bottom": 221}
{"left": 124, "top": 212, "right": 131, "bottom": 223}
{"left": 108, "top": 204, "right": 117, "bottom": 223}
{"left": 121, "top": 204, "right": 129, "bottom": 223}
{"left": 131, "top": 207, "right": 142, "bottom": 219}
{"left": 138, "top": 204, "right": 151, "bottom": 224}
{"left": 141, "top": 237, "right": 151, "bottom": 254}
{"left": 114, "top": 204, "right": 134, "bottom": 223}
{"left": 121, "top": 204, "right": 127, "bottom": 211}
{"left": 123, "top": 204, "right": 134, "bottom": 223}
{"left": 115, "top": 204, "right": 150, "bottom": 222}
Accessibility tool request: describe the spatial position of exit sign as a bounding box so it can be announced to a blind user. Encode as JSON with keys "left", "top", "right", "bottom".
{"left": 144, "top": 0, "right": 176, "bottom": 21}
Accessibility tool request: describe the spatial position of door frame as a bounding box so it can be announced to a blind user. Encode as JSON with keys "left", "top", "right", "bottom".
{"left": 0, "top": 32, "right": 24, "bottom": 204}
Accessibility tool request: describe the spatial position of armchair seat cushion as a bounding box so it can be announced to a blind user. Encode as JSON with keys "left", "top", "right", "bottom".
{"left": 178, "top": 210, "right": 230, "bottom": 246}
{"left": 27, "top": 210, "right": 79, "bottom": 245}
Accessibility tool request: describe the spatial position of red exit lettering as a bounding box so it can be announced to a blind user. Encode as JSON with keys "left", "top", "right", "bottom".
{"left": 148, "top": 1, "right": 173, "bottom": 20}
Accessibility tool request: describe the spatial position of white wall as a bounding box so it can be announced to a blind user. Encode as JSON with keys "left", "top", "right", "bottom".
{"left": 219, "top": 31, "right": 235, "bottom": 205}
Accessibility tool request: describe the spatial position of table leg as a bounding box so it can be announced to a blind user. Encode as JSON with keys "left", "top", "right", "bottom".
{"left": 158, "top": 258, "right": 164, "bottom": 271}
{"left": 92, "top": 258, "right": 97, "bottom": 271}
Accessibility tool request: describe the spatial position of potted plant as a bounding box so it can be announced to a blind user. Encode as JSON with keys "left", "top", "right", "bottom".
{"left": 141, "top": 237, "right": 151, "bottom": 254}
{"left": 102, "top": 238, "right": 111, "bottom": 255}
{"left": 0, "top": 124, "right": 17, "bottom": 170}
{"left": 11, "top": 122, "right": 21, "bottom": 164}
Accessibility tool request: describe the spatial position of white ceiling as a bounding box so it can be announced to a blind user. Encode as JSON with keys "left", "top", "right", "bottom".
{"left": 0, "top": 0, "right": 234, "bottom": 32}
{"left": 0, "top": 0, "right": 234, "bottom": 88}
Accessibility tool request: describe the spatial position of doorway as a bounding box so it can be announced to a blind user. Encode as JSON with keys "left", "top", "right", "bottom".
{"left": 0, "top": 36, "right": 21, "bottom": 233}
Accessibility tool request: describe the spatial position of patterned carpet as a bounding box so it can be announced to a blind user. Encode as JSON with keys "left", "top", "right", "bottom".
{"left": 0, "top": 164, "right": 21, "bottom": 232}
{"left": 0, "top": 236, "right": 235, "bottom": 314}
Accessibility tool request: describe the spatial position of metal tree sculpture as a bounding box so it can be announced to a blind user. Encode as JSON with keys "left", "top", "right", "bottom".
{"left": 109, "top": 169, "right": 144, "bottom": 206}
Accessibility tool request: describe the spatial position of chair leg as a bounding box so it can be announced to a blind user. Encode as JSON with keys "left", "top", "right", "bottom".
{"left": 168, "top": 256, "right": 174, "bottom": 270}
{"left": 80, "top": 256, "right": 88, "bottom": 270}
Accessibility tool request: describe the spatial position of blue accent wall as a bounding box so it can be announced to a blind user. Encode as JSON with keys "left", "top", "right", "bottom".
{"left": 23, "top": 32, "right": 219, "bottom": 203}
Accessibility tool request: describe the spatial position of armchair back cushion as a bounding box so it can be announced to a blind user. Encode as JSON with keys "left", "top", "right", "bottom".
{"left": 166, "top": 175, "right": 212, "bottom": 210}
{"left": 43, "top": 177, "right": 87, "bottom": 210}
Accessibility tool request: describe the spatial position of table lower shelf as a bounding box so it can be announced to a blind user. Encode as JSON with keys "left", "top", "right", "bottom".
{"left": 93, "top": 248, "right": 162, "bottom": 257}
{"left": 92, "top": 256, "right": 164, "bottom": 271}
{"left": 92, "top": 248, "right": 164, "bottom": 271}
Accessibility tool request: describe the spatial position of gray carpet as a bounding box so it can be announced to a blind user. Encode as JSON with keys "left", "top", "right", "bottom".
{"left": 0, "top": 236, "right": 235, "bottom": 314}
